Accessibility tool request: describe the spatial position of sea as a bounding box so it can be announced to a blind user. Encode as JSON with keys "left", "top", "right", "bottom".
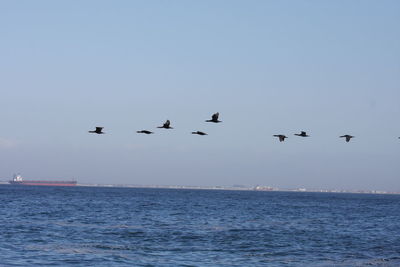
{"left": 1, "top": 185, "right": 400, "bottom": 266}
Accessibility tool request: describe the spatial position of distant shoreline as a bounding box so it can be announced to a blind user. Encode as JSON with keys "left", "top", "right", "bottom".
{"left": 76, "top": 184, "right": 399, "bottom": 195}
{"left": 1, "top": 181, "right": 397, "bottom": 195}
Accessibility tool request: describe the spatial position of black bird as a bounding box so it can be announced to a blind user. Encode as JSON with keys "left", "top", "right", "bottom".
{"left": 274, "top": 135, "right": 287, "bottom": 142}
{"left": 137, "top": 130, "right": 154, "bottom": 134}
{"left": 206, "top": 112, "right": 222, "bottom": 123}
{"left": 192, "top": 131, "right": 207, "bottom": 136}
{"left": 157, "top": 120, "right": 173, "bottom": 129}
{"left": 340, "top": 135, "right": 354, "bottom": 142}
{"left": 294, "top": 131, "right": 309, "bottom": 137}
{"left": 88, "top": 127, "right": 105, "bottom": 134}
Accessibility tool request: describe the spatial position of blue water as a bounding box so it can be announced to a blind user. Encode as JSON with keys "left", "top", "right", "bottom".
{"left": 1, "top": 186, "right": 400, "bottom": 266}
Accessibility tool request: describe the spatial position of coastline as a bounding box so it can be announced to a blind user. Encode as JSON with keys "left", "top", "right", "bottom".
{"left": 1, "top": 180, "right": 398, "bottom": 194}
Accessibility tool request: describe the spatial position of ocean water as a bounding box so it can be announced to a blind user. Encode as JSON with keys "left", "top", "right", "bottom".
{"left": 1, "top": 186, "right": 400, "bottom": 266}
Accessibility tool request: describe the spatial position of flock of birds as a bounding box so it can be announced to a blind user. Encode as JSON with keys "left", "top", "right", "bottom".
{"left": 272, "top": 132, "right": 355, "bottom": 142}
{"left": 88, "top": 112, "right": 399, "bottom": 142}
{"left": 88, "top": 112, "right": 221, "bottom": 137}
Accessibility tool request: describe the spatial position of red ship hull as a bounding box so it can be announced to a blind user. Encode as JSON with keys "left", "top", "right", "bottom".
{"left": 9, "top": 181, "right": 77, "bottom": 186}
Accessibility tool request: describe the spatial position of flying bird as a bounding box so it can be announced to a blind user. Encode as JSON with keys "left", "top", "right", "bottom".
{"left": 192, "top": 131, "right": 207, "bottom": 136}
{"left": 340, "top": 135, "right": 354, "bottom": 142}
{"left": 274, "top": 135, "right": 287, "bottom": 142}
{"left": 294, "top": 131, "right": 309, "bottom": 137}
{"left": 157, "top": 120, "right": 173, "bottom": 129}
{"left": 206, "top": 112, "right": 222, "bottom": 123}
{"left": 88, "top": 127, "right": 105, "bottom": 134}
{"left": 137, "top": 130, "right": 154, "bottom": 134}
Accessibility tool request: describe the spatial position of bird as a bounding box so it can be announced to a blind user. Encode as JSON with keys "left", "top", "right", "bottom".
{"left": 88, "top": 127, "right": 105, "bottom": 134}
{"left": 294, "top": 131, "right": 309, "bottom": 137}
{"left": 192, "top": 131, "right": 207, "bottom": 135}
{"left": 206, "top": 112, "right": 222, "bottom": 123}
{"left": 273, "top": 135, "right": 287, "bottom": 142}
{"left": 340, "top": 135, "right": 354, "bottom": 142}
{"left": 157, "top": 120, "right": 173, "bottom": 129}
{"left": 137, "top": 130, "right": 154, "bottom": 134}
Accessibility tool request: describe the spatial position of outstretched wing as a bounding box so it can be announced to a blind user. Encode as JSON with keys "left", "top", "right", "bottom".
{"left": 212, "top": 112, "right": 219, "bottom": 121}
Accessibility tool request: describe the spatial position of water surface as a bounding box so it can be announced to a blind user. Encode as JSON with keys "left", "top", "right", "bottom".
{"left": 1, "top": 185, "right": 400, "bottom": 266}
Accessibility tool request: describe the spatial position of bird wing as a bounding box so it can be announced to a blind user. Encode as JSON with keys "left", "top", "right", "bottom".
{"left": 212, "top": 112, "right": 219, "bottom": 121}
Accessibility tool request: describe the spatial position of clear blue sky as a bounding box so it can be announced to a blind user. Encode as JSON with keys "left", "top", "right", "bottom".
{"left": 1, "top": 1, "right": 399, "bottom": 190}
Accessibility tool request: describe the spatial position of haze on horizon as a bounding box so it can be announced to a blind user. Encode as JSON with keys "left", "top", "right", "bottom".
{"left": 0, "top": 1, "right": 399, "bottom": 191}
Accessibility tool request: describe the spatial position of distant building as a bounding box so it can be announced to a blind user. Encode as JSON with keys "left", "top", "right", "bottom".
{"left": 254, "top": 186, "right": 276, "bottom": 191}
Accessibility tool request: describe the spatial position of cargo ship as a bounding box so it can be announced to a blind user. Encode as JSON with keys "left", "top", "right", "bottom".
{"left": 9, "top": 174, "right": 77, "bottom": 187}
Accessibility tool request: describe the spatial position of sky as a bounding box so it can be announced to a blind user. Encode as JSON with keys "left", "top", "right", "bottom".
{"left": 0, "top": 1, "right": 399, "bottom": 190}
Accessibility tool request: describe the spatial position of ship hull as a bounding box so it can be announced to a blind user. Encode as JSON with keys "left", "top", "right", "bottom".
{"left": 9, "top": 181, "right": 77, "bottom": 186}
